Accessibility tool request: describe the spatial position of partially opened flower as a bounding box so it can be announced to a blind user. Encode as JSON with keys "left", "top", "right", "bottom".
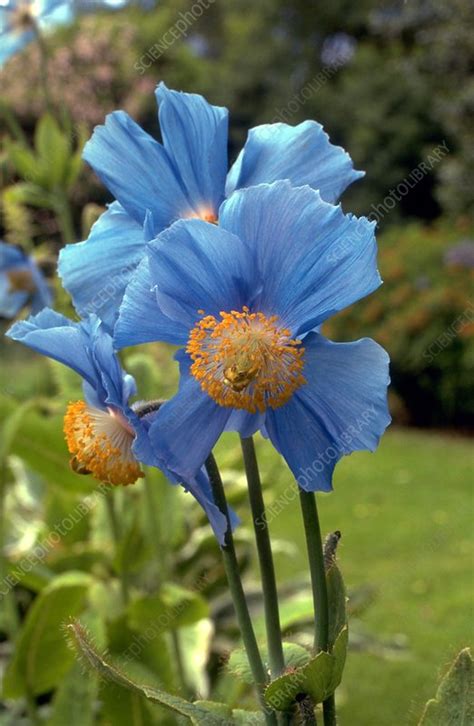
{"left": 0, "top": 242, "right": 52, "bottom": 318}
{"left": 58, "top": 83, "right": 364, "bottom": 329}
{"left": 6, "top": 309, "right": 230, "bottom": 543}
{"left": 115, "top": 181, "right": 391, "bottom": 492}
{"left": 0, "top": 0, "right": 72, "bottom": 67}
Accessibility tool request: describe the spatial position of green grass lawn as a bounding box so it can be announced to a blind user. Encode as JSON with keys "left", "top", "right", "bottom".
{"left": 218, "top": 427, "right": 474, "bottom": 725}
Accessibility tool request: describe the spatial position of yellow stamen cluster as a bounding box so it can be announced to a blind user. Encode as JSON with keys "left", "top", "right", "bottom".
{"left": 187, "top": 307, "right": 306, "bottom": 414}
{"left": 63, "top": 401, "right": 143, "bottom": 486}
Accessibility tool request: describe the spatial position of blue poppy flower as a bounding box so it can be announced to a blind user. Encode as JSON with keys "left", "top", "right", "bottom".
{"left": 0, "top": 242, "right": 52, "bottom": 318}
{"left": 115, "top": 180, "right": 391, "bottom": 492}
{"left": 6, "top": 309, "right": 230, "bottom": 543}
{"left": 59, "top": 83, "right": 364, "bottom": 329}
{"left": 0, "top": 0, "right": 73, "bottom": 67}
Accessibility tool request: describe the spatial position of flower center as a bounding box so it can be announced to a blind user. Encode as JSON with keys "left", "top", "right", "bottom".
{"left": 7, "top": 268, "right": 35, "bottom": 293}
{"left": 63, "top": 401, "right": 143, "bottom": 486}
{"left": 12, "top": 2, "right": 35, "bottom": 31}
{"left": 185, "top": 207, "right": 218, "bottom": 224}
{"left": 187, "top": 307, "right": 306, "bottom": 414}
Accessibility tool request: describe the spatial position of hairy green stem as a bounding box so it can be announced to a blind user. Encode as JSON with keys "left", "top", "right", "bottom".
{"left": 298, "top": 490, "right": 329, "bottom": 652}
{"left": 205, "top": 453, "right": 277, "bottom": 725}
{"left": 240, "top": 436, "right": 285, "bottom": 678}
{"left": 299, "top": 490, "right": 337, "bottom": 725}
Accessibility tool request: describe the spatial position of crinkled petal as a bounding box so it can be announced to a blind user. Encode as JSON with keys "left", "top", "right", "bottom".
{"left": 114, "top": 256, "right": 189, "bottom": 349}
{"left": 219, "top": 180, "right": 381, "bottom": 335}
{"left": 6, "top": 310, "right": 135, "bottom": 412}
{"left": 83, "top": 111, "right": 192, "bottom": 231}
{"left": 58, "top": 202, "right": 145, "bottom": 330}
{"left": 226, "top": 121, "right": 364, "bottom": 204}
{"left": 264, "top": 333, "right": 391, "bottom": 492}
{"left": 147, "top": 352, "right": 230, "bottom": 480}
{"left": 157, "top": 83, "right": 228, "bottom": 218}
{"left": 145, "top": 219, "right": 259, "bottom": 334}
{"left": 6, "top": 309, "right": 106, "bottom": 398}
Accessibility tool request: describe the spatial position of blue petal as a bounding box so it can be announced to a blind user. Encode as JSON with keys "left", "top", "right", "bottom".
{"left": 219, "top": 180, "right": 381, "bottom": 335}
{"left": 0, "top": 30, "right": 33, "bottom": 67}
{"left": 157, "top": 83, "right": 228, "bottom": 219}
{"left": 146, "top": 219, "right": 259, "bottom": 332}
{"left": 0, "top": 241, "right": 27, "bottom": 268}
{"left": 224, "top": 410, "right": 264, "bottom": 438}
{"left": 130, "top": 407, "right": 233, "bottom": 546}
{"left": 226, "top": 121, "right": 364, "bottom": 204}
{"left": 114, "top": 257, "right": 189, "bottom": 349}
{"left": 88, "top": 319, "right": 136, "bottom": 410}
{"left": 147, "top": 352, "right": 230, "bottom": 480}
{"left": 58, "top": 202, "right": 145, "bottom": 330}
{"left": 83, "top": 111, "right": 191, "bottom": 231}
{"left": 38, "top": 0, "right": 73, "bottom": 25}
{"left": 264, "top": 333, "right": 391, "bottom": 492}
{"left": 181, "top": 470, "right": 232, "bottom": 547}
{"left": 6, "top": 311, "right": 134, "bottom": 412}
{"left": 6, "top": 310, "right": 106, "bottom": 400}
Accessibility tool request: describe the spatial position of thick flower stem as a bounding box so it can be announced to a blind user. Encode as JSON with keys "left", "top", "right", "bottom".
{"left": 299, "top": 490, "right": 337, "bottom": 726}
{"left": 298, "top": 490, "right": 329, "bottom": 651}
{"left": 240, "top": 436, "right": 285, "bottom": 679}
{"left": 205, "top": 454, "right": 277, "bottom": 726}
{"left": 323, "top": 695, "right": 337, "bottom": 725}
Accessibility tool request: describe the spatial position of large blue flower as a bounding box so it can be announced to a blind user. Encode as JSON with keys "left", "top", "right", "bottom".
{"left": 0, "top": 242, "right": 52, "bottom": 318}
{"left": 0, "top": 0, "right": 73, "bottom": 67}
{"left": 115, "top": 180, "right": 391, "bottom": 492}
{"left": 6, "top": 309, "right": 230, "bottom": 543}
{"left": 59, "top": 83, "right": 364, "bottom": 329}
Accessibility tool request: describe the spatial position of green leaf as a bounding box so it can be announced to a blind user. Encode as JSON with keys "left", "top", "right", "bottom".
{"left": 49, "top": 661, "right": 97, "bottom": 726}
{"left": 100, "top": 681, "right": 161, "bottom": 726}
{"left": 193, "top": 701, "right": 232, "bottom": 718}
{"left": 3, "top": 572, "right": 92, "bottom": 698}
{"left": 326, "top": 563, "right": 347, "bottom": 650}
{"left": 34, "top": 114, "right": 71, "bottom": 189}
{"left": 264, "top": 627, "right": 348, "bottom": 711}
{"left": 128, "top": 583, "right": 209, "bottom": 632}
{"left": 6, "top": 181, "right": 57, "bottom": 209}
{"left": 4, "top": 141, "right": 40, "bottom": 183}
{"left": 228, "top": 642, "right": 310, "bottom": 684}
{"left": 418, "top": 648, "right": 473, "bottom": 725}
{"left": 67, "top": 621, "right": 230, "bottom": 725}
{"left": 0, "top": 400, "right": 36, "bottom": 466}
{"left": 232, "top": 711, "right": 266, "bottom": 725}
